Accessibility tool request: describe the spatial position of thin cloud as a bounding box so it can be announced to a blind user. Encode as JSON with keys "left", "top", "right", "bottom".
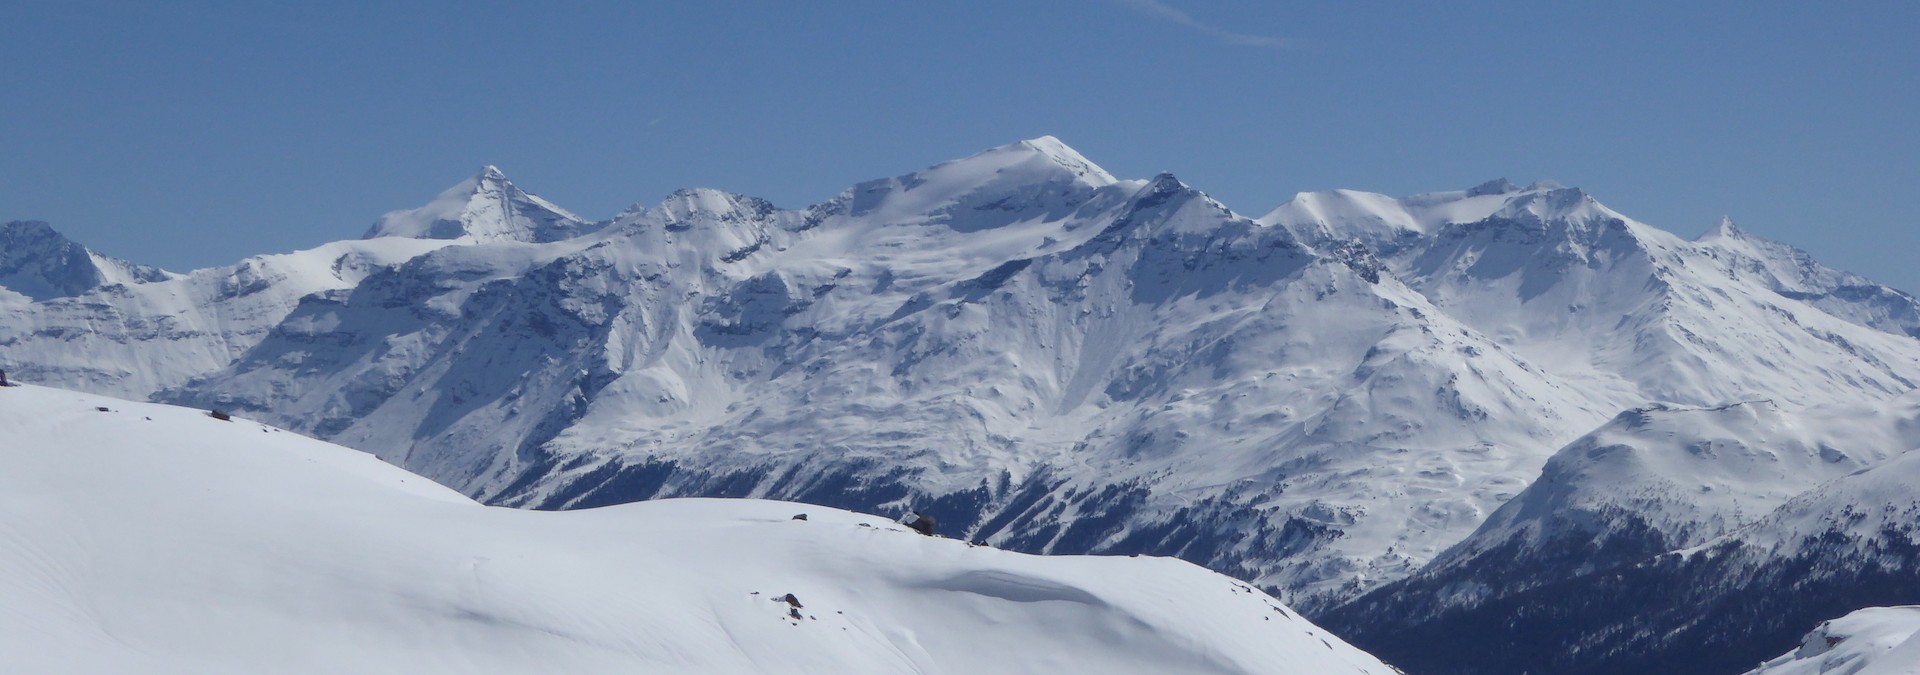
{"left": 1106, "top": 0, "right": 1291, "bottom": 49}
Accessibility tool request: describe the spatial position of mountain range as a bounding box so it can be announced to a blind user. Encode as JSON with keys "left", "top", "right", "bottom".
{"left": 6, "top": 137, "right": 1919, "bottom": 673}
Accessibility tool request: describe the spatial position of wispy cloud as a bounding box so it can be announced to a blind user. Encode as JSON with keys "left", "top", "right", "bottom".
{"left": 1105, "top": 0, "right": 1291, "bottom": 49}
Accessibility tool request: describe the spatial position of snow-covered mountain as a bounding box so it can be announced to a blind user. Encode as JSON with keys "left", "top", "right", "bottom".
{"left": 1697, "top": 217, "right": 1920, "bottom": 340}
{"left": 0, "top": 220, "right": 450, "bottom": 398}
{"left": 0, "top": 382, "right": 1398, "bottom": 674}
{"left": 0, "top": 220, "right": 174, "bottom": 301}
{"left": 6, "top": 138, "right": 1920, "bottom": 632}
{"left": 1324, "top": 391, "right": 1920, "bottom": 674}
{"left": 148, "top": 141, "right": 1618, "bottom": 610}
{"left": 363, "top": 165, "right": 598, "bottom": 243}
{"left": 1260, "top": 180, "right": 1920, "bottom": 409}
{"left": 0, "top": 166, "right": 587, "bottom": 396}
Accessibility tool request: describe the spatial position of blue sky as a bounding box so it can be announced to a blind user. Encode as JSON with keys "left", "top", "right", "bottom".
{"left": 4, "top": 1, "right": 1916, "bottom": 290}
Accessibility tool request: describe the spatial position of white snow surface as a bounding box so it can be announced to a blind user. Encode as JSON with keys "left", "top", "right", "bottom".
{"left": 1747, "top": 606, "right": 1920, "bottom": 675}
{"left": 0, "top": 383, "right": 1398, "bottom": 675}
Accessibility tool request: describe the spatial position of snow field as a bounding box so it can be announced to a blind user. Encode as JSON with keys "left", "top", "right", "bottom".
{"left": 0, "top": 383, "right": 1395, "bottom": 674}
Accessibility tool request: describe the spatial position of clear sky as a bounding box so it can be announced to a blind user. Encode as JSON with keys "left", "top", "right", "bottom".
{"left": 4, "top": 1, "right": 1916, "bottom": 291}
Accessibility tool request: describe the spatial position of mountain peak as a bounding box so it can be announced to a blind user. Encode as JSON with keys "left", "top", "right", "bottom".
{"left": 1140, "top": 171, "right": 1189, "bottom": 198}
{"left": 364, "top": 167, "right": 593, "bottom": 244}
{"left": 3, "top": 219, "right": 63, "bottom": 241}
{"left": 1, "top": 220, "right": 102, "bottom": 301}
{"left": 951, "top": 136, "right": 1118, "bottom": 188}
{"left": 838, "top": 138, "right": 1120, "bottom": 226}
{"left": 1466, "top": 179, "right": 1520, "bottom": 197}
{"left": 1012, "top": 135, "right": 1116, "bottom": 185}
{"left": 1697, "top": 215, "right": 1744, "bottom": 242}
{"left": 655, "top": 187, "right": 777, "bottom": 222}
{"left": 1463, "top": 178, "right": 1574, "bottom": 199}
{"left": 1485, "top": 183, "right": 1616, "bottom": 225}
{"left": 1, "top": 220, "right": 171, "bottom": 300}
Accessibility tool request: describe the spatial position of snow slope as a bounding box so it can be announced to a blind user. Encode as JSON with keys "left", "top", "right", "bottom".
{"left": 1427, "top": 394, "right": 1918, "bottom": 587}
{"left": 1697, "top": 217, "right": 1920, "bottom": 340}
{"left": 1325, "top": 391, "right": 1920, "bottom": 674}
{"left": 0, "top": 382, "right": 1398, "bottom": 675}
{"left": 1746, "top": 606, "right": 1920, "bottom": 675}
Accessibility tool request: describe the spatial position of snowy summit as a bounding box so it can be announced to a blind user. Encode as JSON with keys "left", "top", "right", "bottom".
{"left": 363, "top": 165, "right": 597, "bottom": 243}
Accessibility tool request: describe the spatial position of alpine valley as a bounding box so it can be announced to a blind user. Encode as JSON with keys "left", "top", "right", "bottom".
{"left": 6, "top": 138, "right": 1919, "bottom": 674}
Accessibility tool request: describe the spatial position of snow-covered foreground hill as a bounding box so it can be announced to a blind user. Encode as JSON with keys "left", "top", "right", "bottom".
{"left": 0, "top": 383, "right": 1398, "bottom": 675}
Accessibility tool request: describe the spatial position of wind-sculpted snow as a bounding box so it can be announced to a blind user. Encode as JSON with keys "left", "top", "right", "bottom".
{"left": 0, "top": 384, "right": 1398, "bottom": 675}
{"left": 9, "top": 137, "right": 1920, "bottom": 621}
